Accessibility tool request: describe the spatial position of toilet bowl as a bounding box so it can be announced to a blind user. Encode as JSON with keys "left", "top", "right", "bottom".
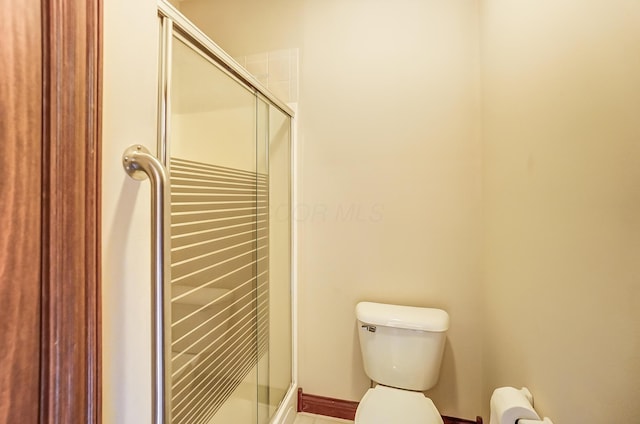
{"left": 356, "top": 385, "right": 443, "bottom": 424}
{"left": 355, "top": 302, "right": 449, "bottom": 424}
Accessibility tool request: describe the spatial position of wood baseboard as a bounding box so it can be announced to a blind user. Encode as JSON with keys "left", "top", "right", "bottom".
{"left": 443, "top": 415, "right": 483, "bottom": 424}
{"left": 297, "top": 388, "right": 483, "bottom": 424}
{"left": 297, "top": 388, "right": 359, "bottom": 420}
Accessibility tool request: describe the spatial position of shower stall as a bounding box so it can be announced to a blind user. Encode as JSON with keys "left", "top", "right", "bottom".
{"left": 124, "top": 3, "right": 294, "bottom": 423}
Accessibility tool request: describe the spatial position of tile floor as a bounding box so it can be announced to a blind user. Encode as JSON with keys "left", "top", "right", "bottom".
{"left": 294, "top": 413, "right": 354, "bottom": 424}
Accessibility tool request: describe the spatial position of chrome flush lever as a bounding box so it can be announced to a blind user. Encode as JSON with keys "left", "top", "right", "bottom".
{"left": 362, "top": 325, "right": 376, "bottom": 333}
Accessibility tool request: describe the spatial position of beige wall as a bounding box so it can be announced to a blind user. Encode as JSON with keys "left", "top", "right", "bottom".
{"left": 178, "top": 0, "right": 303, "bottom": 57}
{"left": 102, "top": 0, "right": 159, "bottom": 422}
{"left": 482, "top": 0, "right": 640, "bottom": 421}
{"left": 297, "top": 1, "right": 483, "bottom": 418}
{"left": 180, "top": 0, "right": 484, "bottom": 418}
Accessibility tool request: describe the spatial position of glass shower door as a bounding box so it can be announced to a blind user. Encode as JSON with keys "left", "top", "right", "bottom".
{"left": 169, "top": 35, "right": 259, "bottom": 424}
{"left": 160, "top": 10, "right": 293, "bottom": 422}
{"left": 255, "top": 98, "right": 292, "bottom": 424}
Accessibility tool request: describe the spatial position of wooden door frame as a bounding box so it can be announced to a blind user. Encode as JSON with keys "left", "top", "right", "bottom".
{"left": 40, "top": 0, "right": 102, "bottom": 422}
{"left": 1, "top": 1, "right": 45, "bottom": 422}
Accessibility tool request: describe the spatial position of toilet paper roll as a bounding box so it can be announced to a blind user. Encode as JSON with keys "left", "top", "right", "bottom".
{"left": 489, "top": 387, "right": 540, "bottom": 424}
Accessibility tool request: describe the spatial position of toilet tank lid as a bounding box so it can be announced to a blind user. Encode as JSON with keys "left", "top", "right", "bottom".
{"left": 356, "top": 302, "right": 449, "bottom": 332}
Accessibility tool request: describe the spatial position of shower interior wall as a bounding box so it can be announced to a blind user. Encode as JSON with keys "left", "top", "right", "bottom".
{"left": 102, "top": 0, "right": 640, "bottom": 422}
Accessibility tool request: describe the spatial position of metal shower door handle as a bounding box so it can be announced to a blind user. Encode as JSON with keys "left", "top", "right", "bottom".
{"left": 122, "top": 144, "right": 172, "bottom": 424}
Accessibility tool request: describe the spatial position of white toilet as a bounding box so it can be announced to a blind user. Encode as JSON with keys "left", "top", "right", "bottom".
{"left": 355, "top": 301, "right": 450, "bottom": 424}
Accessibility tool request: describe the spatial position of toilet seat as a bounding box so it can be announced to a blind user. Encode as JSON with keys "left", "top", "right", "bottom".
{"left": 355, "top": 385, "right": 443, "bottom": 424}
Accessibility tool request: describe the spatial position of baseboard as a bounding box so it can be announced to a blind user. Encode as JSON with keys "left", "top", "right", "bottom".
{"left": 443, "top": 415, "right": 484, "bottom": 424}
{"left": 297, "top": 388, "right": 359, "bottom": 420}
{"left": 297, "top": 388, "right": 483, "bottom": 424}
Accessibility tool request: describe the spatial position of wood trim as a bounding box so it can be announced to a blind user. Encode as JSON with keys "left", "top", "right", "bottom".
{"left": 0, "top": 1, "right": 44, "bottom": 422}
{"left": 443, "top": 415, "right": 484, "bottom": 424}
{"left": 40, "top": 0, "right": 102, "bottom": 422}
{"left": 297, "top": 388, "right": 359, "bottom": 421}
{"left": 297, "top": 388, "right": 483, "bottom": 424}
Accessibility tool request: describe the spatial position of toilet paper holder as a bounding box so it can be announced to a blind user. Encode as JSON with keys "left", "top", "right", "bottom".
{"left": 518, "top": 419, "right": 554, "bottom": 424}
{"left": 515, "top": 388, "right": 553, "bottom": 424}
{"left": 490, "top": 386, "right": 554, "bottom": 424}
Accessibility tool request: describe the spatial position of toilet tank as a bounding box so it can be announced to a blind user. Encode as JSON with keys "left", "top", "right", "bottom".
{"left": 356, "top": 302, "right": 449, "bottom": 391}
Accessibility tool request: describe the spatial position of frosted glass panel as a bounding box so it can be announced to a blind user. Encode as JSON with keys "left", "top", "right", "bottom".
{"left": 164, "top": 30, "right": 292, "bottom": 424}
{"left": 169, "top": 36, "right": 258, "bottom": 424}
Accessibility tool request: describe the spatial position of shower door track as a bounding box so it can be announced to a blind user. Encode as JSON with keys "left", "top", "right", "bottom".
{"left": 157, "top": 0, "right": 294, "bottom": 122}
